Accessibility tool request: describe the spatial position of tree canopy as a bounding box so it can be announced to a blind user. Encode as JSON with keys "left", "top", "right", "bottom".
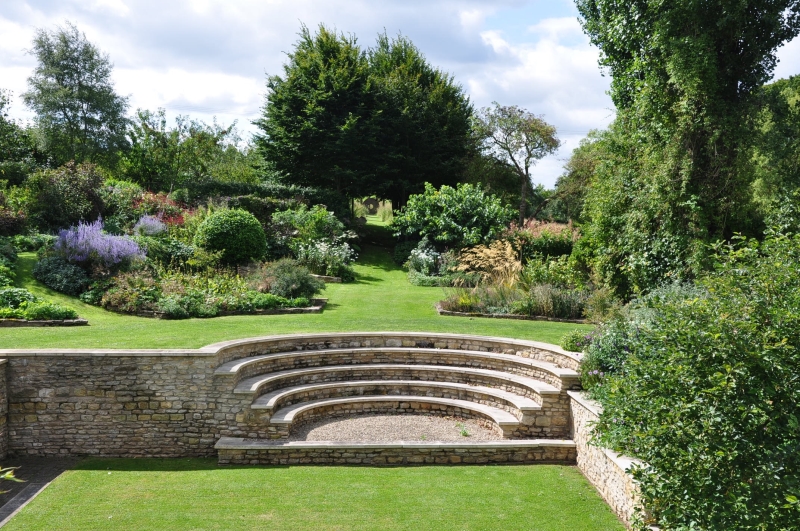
{"left": 23, "top": 21, "right": 129, "bottom": 166}
{"left": 254, "top": 25, "right": 473, "bottom": 207}
{"left": 473, "top": 103, "right": 559, "bottom": 225}
{"left": 575, "top": 0, "right": 800, "bottom": 296}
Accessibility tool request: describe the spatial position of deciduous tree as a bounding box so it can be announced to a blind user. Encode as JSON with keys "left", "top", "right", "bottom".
{"left": 23, "top": 22, "right": 129, "bottom": 166}
{"left": 473, "top": 103, "right": 560, "bottom": 225}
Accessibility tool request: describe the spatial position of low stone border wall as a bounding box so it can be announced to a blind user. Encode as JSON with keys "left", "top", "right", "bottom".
{"left": 569, "top": 391, "right": 645, "bottom": 529}
{"left": 216, "top": 438, "right": 577, "bottom": 466}
{"left": 0, "top": 319, "right": 88, "bottom": 328}
{"left": 435, "top": 303, "right": 587, "bottom": 324}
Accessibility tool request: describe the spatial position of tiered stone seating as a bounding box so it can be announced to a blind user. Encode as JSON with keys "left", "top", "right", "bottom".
{"left": 211, "top": 334, "right": 580, "bottom": 444}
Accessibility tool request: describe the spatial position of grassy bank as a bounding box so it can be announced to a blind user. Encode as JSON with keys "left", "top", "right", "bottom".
{"left": 2, "top": 221, "right": 588, "bottom": 349}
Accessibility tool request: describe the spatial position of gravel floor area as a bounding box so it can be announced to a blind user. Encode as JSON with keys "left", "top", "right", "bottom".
{"left": 289, "top": 414, "right": 503, "bottom": 442}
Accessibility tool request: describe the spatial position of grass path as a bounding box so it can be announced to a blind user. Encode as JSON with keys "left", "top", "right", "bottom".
{"left": 3, "top": 459, "right": 625, "bottom": 531}
{"left": 1, "top": 220, "right": 589, "bottom": 349}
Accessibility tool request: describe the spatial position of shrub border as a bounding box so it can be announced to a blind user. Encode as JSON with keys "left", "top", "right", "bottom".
{"left": 113, "top": 298, "right": 328, "bottom": 319}
{"left": 435, "top": 302, "right": 587, "bottom": 324}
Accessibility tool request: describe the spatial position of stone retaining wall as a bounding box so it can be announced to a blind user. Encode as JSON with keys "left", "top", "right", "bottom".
{"left": 216, "top": 439, "right": 577, "bottom": 466}
{"left": 0, "top": 333, "right": 573, "bottom": 457}
{"left": 569, "top": 391, "right": 643, "bottom": 529}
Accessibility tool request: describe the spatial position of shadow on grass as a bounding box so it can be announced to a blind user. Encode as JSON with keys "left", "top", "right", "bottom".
{"left": 72, "top": 457, "right": 266, "bottom": 472}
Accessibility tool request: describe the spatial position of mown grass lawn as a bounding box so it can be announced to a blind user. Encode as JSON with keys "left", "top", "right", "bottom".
{"left": 4, "top": 459, "right": 624, "bottom": 531}
{"left": 2, "top": 219, "right": 590, "bottom": 349}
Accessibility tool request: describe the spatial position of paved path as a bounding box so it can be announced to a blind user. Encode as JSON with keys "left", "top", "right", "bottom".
{"left": 0, "top": 457, "right": 77, "bottom": 527}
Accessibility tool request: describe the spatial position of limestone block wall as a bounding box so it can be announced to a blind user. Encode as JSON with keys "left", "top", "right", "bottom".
{"left": 569, "top": 391, "right": 644, "bottom": 529}
{"left": 0, "top": 334, "right": 575, "bottom": 457}
{"left": 4, "top": 352, "right": 226, "bottom": 457}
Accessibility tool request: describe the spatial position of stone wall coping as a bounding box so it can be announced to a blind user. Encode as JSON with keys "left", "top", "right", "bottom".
{"left": 568, "top": 390, "right": 645, "bottom": 473}
{"left": 214, "top": 437, "right": 576, "bottom": 450}
{"left": 0, "top": 332, "right": 577, "bottom": 364}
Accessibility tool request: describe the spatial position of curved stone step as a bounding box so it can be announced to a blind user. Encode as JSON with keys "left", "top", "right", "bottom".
{"left": 215, "top": 437, "right": 578, "bottom": 466}
{"left": 205, "top": 332, "right": 582, "bottom": 371}
{"left": 216, "top": 347, "right": 579, "bottom": 390}
{"left": 269, "top": 395, "right": 520, "bottom": 438}
{"left": 251, "top": 380, "right": 541, "bottom": 421}
{"left": 234, "top": 363, "right": 560, "bottom": 404}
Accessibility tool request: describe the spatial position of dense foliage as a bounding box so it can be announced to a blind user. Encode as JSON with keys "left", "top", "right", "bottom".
{"left": 575, "top": 0, "right": 800, "bottom": 297}
{"left": 22, "top": 162, "right": 105, "bottom": 232}
{"left": 473, "top": 103, "right": 560, "bottom": 224}
{"left": 23, "top": 22, "right": 129, "bottom": 166}
{"left": 393, "top": 183, "right": 514, "bottom": 250}
{"left": 255, "top": 25, "right": 473, "bottom": 207}
{"left": 193, "top": 209, "right": 267, "bottom": 266}
{"left": 588, "top": 233, "right": 800, "bottom": 530}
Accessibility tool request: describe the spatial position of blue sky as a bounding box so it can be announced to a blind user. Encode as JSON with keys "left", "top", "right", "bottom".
{"left": 1, "top": 0, "right": 799, "bottom": 187}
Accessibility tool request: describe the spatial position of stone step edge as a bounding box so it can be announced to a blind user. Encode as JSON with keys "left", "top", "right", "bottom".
{"left": 269, "top": 395, "right": 520, "bottom": 426}
{"left": 234, "top": 364, "right": 561, "bottom": 397}
{"left": 216, "top": 347, "right": 579, "bottom": 379}
{"left": 215, "top": 437, "right": 576, "bottom": 450}
{"left": 251, "top": 380, "right": 542, "bottom": 412}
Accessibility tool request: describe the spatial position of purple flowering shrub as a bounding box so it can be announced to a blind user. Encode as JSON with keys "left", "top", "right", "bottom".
{"left": 55, "top": 219, "right": 145, "bottom": 269}
{"left": 132, "top": 215, "right": 166, "bottom": 236}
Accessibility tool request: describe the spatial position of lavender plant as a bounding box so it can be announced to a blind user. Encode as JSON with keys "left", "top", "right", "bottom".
{"left": 55, "top": 219, "right": 145, "bottom": 268}
{"left": 132, "top": 215, "right": 166, "bottom": 236}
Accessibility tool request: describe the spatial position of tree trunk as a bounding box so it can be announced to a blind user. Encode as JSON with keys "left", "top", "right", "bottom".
{"left": 519, "top": 173, "right": 528, "bottom": 226}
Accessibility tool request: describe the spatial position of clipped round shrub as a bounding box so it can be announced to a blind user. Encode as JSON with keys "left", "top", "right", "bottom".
{"left": 193, "top": 209, "right": 266, "bottom": 265}
{"left": 32, "top": 256, "right": 91, "bottom": 296}
{"left": 264, "top": 259, "right": 324, "bottom": 299}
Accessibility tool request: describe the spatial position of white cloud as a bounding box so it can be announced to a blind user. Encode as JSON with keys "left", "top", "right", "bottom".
{"left": 0, "top": 1, "right": 613, "bottom": 185}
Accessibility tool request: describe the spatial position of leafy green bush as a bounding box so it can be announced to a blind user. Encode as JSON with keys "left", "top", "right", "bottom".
{"left": 392, "top": 183, "right": 514, "bottom": 250}
{"left": 32, "top": 256, "right": 91, "bottom": 295}
{"left": 520, "top": 255, "right": 586, "bottom": 290}
{"left": 0, "top": 237, "right": 16, "bottom": 263}
{"left": 0, "top": 264, "right": 14, "bottom": 288}
{"left": 393, "top": 241, "right": 417, "bottom": 265}
{"left": 24, "top": 162, "right": 105, "bottom": 232}
{"left": 193, "top": 209, "right": 267, "bottom": 265}
{"left": 263, "top": 259, "right": 325, "bottom": 299}
{"left": 0, "top": 287, "right": 38, "bottom": 308}
{"left": 136, "top": 236, "right": 194, "bottom": 267}
{"left": 11, "top": 233, "right": 55, "bottom": 252}
{"left": 560, "top": 329, "right": 594, "bottom": 352}
{"left": 591, "top": 232, "right": 800, "bottom": 530}
{"left": 20, "top": 301, "right": 78, "bottom": 320}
